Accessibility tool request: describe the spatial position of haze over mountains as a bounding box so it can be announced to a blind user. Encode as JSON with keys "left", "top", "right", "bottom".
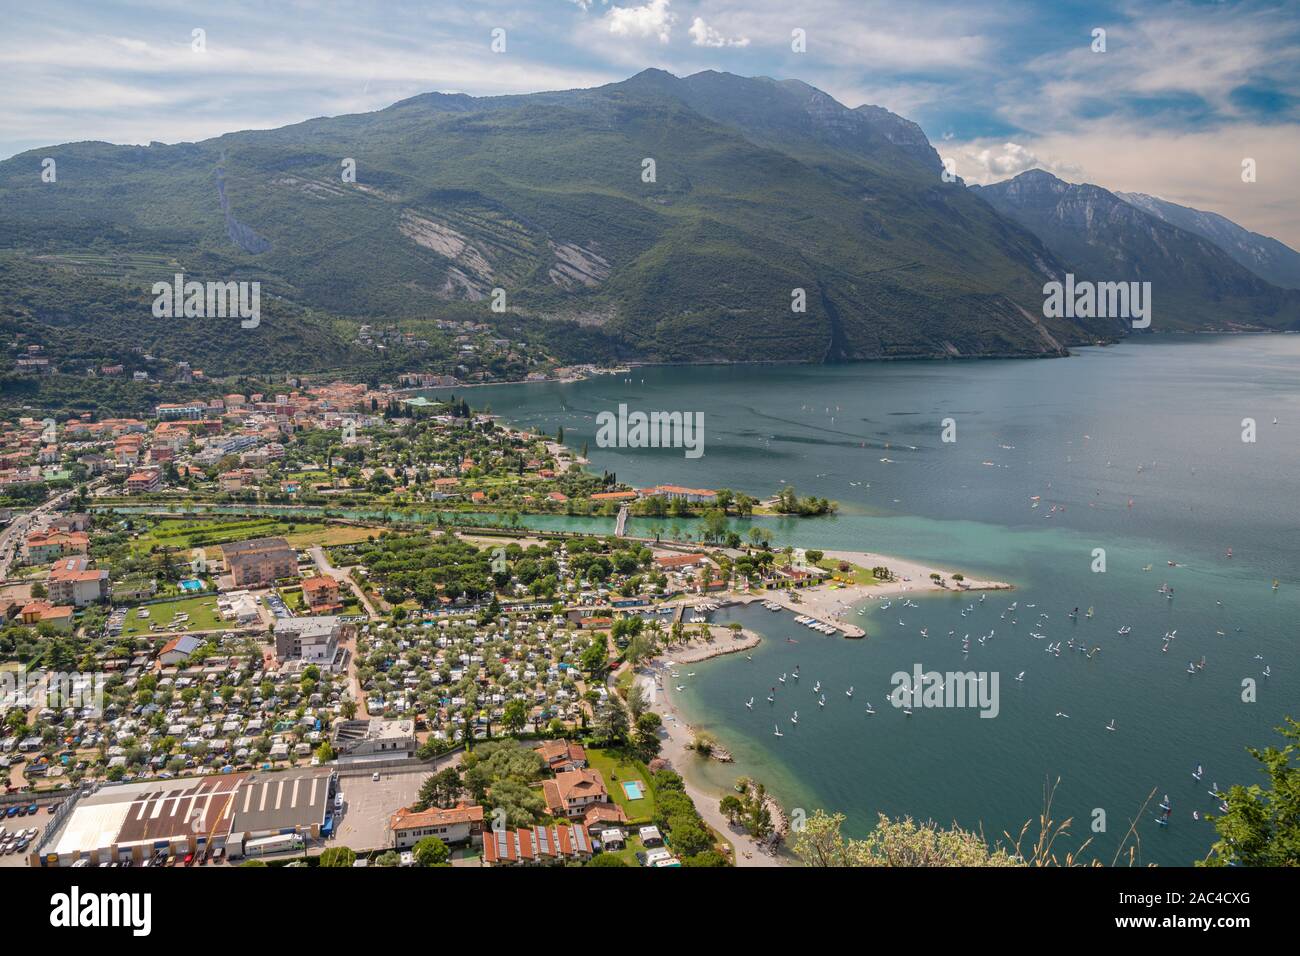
{"left": 2, "top": 69, "right": 1297, "bottom": 381}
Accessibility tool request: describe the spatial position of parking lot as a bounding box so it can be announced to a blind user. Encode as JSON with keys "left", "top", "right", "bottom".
{"left": 0, "top": 801, "right": 55, "bottom": 867}
{"left": 328, "top": 767, "right": 433, "bottom": 853}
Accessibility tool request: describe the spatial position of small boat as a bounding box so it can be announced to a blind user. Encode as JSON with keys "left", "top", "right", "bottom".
{"left": 1105, "top": 719, "right": 1117, "bottom": 732}
{"left": 818, "top": 695, "right": 826, "bottom": 708}
{"left": 745, "top": 697, "right": 754, "bottom": 709}
{"left": 813, "top": 680, "right": 821, "bottom": 693}
{"left": 1192, "top": 764, "right": 1203, "bottom": 781}
{"left": 1086, "top": 607, "right": 1094, "bottom": 618}
{"left": 864, "top": 702, "right": 875, "bottom": 715}
{"left": 778, "top": 673, "right": 787, "bottom": 683}
{"left": 1015, "top": 671, "right": 1025, "bottom": 682}
{"left": 845, "top": 686, "right": 854, "bottom": 697}
{"left": 773, "top": 725, "right": 783, "bottom": 737}
{"left": 1117, "top": 625, "right": 1131, "bottom": 635}
{"left": 791, "top": 711, "right": 799, "bottom": 725}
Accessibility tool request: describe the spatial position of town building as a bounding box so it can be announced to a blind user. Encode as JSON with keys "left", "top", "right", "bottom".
{"left": 541, "top": 768, "right": 609, "bottom": 819}
{"left": 302, "top": 574, "right": 342, "bottom": 612}
{"left": 221, "top": 536, "right": 298, "bottom": 587}
{"left": 46, "top": 557, "right": 109, "bottom": 606}
{"left": 330, "top": 718, "right": 417, "bottom": 762}
{"left": 481, "top": 822, "right": 593, "bottom": 866}
{"left": 535, "top": 738, "right": 587, "bottom": 773}
{"left": 273, "top": 615, "right": 348, "bottom": 666}
{"left": 388, "top": 803, "right": 485, "bottom": 849}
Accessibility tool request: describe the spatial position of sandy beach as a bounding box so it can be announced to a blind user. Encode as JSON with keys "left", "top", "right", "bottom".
{"left": 637, "top": 662, "right": 788, "bottom": 868}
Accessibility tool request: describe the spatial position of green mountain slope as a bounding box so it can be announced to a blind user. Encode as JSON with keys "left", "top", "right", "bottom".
{"left": 1, "top": 71, "right": 1132, "bottom": 371}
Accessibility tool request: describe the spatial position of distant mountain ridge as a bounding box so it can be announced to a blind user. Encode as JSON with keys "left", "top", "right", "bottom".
{"left": 970, "top": 170, "right": 1300, "bottom": 332}
{"left": 0, "top": 69, "right": 1125, "bottom": 374}
{"left": 1116, "top": 191, "right": 1300, "bottom": 290}
{"left": 5, "top": 71, "right": 1297, "bottom": 383}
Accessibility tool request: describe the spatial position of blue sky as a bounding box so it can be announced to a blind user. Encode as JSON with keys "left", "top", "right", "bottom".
{"left": 4, "top": 0, "right": 1299, "bottom": 243}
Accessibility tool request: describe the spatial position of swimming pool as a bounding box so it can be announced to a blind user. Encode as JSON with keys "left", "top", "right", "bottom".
{"left": 621, "top": 780, "right": 644, "bottom": 800}
{"left": 179, "top": 579, "right": 204, "bottom": 592}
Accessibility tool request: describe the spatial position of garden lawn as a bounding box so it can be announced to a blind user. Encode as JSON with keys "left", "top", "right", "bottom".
{"left": 122, "top": 595, "right": 224, "bottom": 637}
{"left": 586, "top": 748, "right": 655, "bottom": 825}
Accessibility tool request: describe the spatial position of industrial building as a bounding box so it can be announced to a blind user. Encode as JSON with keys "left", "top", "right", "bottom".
{"left": 31, "top": 766, "right": 336, "bottom": 867}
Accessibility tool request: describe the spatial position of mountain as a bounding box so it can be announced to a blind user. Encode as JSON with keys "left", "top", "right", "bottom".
{"left": 1116, "top": 191, "right": 1300, "bottom": 290}
{"left": 971, "top": 170, "right": 1300, "bottom": 332}
{"left": 0, "top": 70, "right": 1122, "bottom": 378}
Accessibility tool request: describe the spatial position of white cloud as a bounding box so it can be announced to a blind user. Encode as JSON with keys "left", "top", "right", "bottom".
{"left": 688, "top": 17, "right": 750, "bottom": 48}
{"left": 605, "top": 0, "right": 676, "bottom": 44}
{"left": 948, "top": 141, "right": 1082, "bottom": 184}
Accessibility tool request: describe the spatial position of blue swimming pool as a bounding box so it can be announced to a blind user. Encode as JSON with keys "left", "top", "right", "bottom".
{"left": 621, "top": 780, "right": 644, "bottom": 800}
{"left": 179, "top": 579, "right": 204, "bottom": 592}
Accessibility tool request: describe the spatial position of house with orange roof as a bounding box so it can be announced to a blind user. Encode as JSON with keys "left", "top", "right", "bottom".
{"left": 126, "top": 469, "right": 161, "bottom": 494}
{"left": 481, "top": 822, "right": 593, "bottom": 866}
{"left": 542, "top": 768, "right": 609, "bottom": 819}
{"left": 19, "top": 601, "right": 74, "bottom": 631}
{"left": 302, "top": 575, "right": 342, "bottom": 613}
{"left": 535, "top": 739, "right": 587, "bottom": 773}
{"left": 388, "top": 803, "right": 485, "bottom": 849}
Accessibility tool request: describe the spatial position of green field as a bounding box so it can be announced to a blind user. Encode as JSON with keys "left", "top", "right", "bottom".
{"left": 124, "top": 516, "right": 375, "bottom": 557}
{"left": 121, "top": 594, "right": 224, "bottom": 637}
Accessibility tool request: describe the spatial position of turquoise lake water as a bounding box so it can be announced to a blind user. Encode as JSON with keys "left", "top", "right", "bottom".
{"left": 427, "top": 336, "right": 1300, "bottom": 866}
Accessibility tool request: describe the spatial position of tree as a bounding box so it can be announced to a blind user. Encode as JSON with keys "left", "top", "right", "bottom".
{"left": 792, "top": 810, "right": 1019, "bottom": 867}
{"left": 318, "top": 846, "right": 357, "bottom": 867}
{"left": 414, "top": 766, "right": 463, "bottom": 811}
{"left": 503, "top": 698, "right": 528, "bottom": 734}
{"left": 633, "top": 712, "right": 662, "bottom": 762}
{"left": 588, "top": 852, "right": 630, "bottom": 866}
{"left": 666, "top": 814, "right": 713, "bottom": 857}
{"left": 683, "top": 849, "right": 729, "bottom": 867}
{"left": 374, "top": 850, "right": 401, "bottom": 867}
{"left": 625, "top": 682, "right": 649, "bottom": 720}
{"left": 1203, "top": 717, "right": 1300, "bottom": 867}
{"left": 580, "top": 636, "right": 608, "bottom": 675}
{"left": 719, "top": 794, "right": 744, "bottom": 824}
{"left": 413, "top": 836, "right": 449, "bottom": 867}
{"left": 595, "top": 699, "right": 629, "bottom": 745}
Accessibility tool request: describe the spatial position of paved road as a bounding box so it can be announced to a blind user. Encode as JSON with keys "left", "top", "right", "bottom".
{"left": 0, "top": 488, "right": 77, "bottom": 583}
{"left": 309, "top": 545, "right": 376, "bottom": 718}
{"left": 309, "top": 545, "right": 378, "bottom": 618}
